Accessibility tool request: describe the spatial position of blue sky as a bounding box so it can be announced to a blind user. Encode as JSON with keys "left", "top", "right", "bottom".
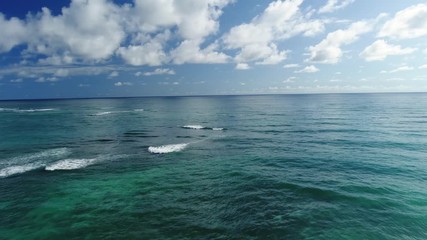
{"left": 0, "top": 0, "right": 426, "bottom": 99}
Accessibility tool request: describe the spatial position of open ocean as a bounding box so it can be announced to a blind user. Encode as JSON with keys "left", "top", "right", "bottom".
{"left": 0, "top": 93, "right": 426, "bottom": 239}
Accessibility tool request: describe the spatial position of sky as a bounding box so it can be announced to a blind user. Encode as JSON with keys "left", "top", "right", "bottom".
{"left": 0, "top": 0, "right": 427, "bottom": 100}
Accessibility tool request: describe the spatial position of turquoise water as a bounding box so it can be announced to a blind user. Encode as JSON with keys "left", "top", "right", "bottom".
{"left": 1, "top": 93, "right": 427, "bottom": 239}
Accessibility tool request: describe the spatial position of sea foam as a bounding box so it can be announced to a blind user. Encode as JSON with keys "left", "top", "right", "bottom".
{"left": 182, "top": 125, "right": 224, "bottom": 131}
{"left": 0, "top": 108, "right": 55, "bottom": 113}
{"left": 148, "top": 143, "right": 188, "bottom": 154}
{"left": 0, "top": 148, "right": 70, "bottom": 178}
{"left": 0, "top": 163, "right": 42, "bottom": 178}
{"left": 45, "top": 158, "right": 98, "bottom": 171}
{"left": 94, "top": 111, "right": 112, "bottom": 116}
{"left": 182, "top": 125, "right": 205, "bottom": 130}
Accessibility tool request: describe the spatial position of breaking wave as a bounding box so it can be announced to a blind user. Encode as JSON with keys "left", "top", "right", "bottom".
{"left": 182, "top": 125, "right": 205, "bottom": 130}
{"left": 0, "top": 108, "right": 55, "bottom": 113}
{"left": 182, "top": 125, "right": 224, "bottom": 131}
{"left": 0, "top": 163, "right": 42, "bottom": 178}
{"left": 0, "top": 148, "right": 70, "bottom": 178}
{"left": 45, "top": 158, "right": 98, "bottom": 171}
{"left": 91, "top": 109, "right": 144, "bottom": 116}
{"left": 148, "top": 143, "right": 188, "bottom": 154}
{"left": 93, "top": 111, "right": 112, "bottom": 116}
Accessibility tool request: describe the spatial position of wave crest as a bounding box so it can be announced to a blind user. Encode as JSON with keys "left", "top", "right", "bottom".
{"left": 182, "top": 125, "right": 205, "bottom": 130}
{"left": 45, "top": 158, "right": 97, "bottom": 171}
{"left": 148, "top": 143, "right": 188, "bottom": 154}
{"left": 182, "top": 125, "right": 224, "bottom": 131}
{"left": 0, "top": 163, "right": 42, "bottom": 178}
{"left": 0, "top": 108, "right": 55, "bottom": 113}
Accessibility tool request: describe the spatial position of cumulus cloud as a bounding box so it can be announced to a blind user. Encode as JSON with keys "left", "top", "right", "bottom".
{"left": 117, "top": 43, "right": 167, "bottom": 66}
{"left": 379, "top": 4, "right": 427, "bottom": 39}
{"left": 114, "top": 81, "right": 133, "bottom": 86}
{"left": 0, "top": 0, "right": 234, "bottom": 66}
{"left": 223, "top": 0, "right": 325, "bottom": 65}
{"left": 307, "top": 20, "right": 373, "bottom": 64}
{"left": 0, "top": 13, "right": 27, "bottom": 53}
{"left": 143, "top": 68, "right": 175, "bottom": 76}
{"left": 360, "top": 40, "right": 416, "bottom": 61}
{"left": 295, "top": 65, "right": 319, "bottom": 73}
{"left": 389, "top": 66, "right": 414, "bottom": 73}
{"left": 283, "top": 64, "right": 299, "bottom": 68}
{"left": 283, "top": 76, "right": 296, "bottom": 82}
{"left": 419, "top": 64, "right": 427, "bottom": 69}
{"left": 318, "top": 0, "right": 354, "bottom": 14}
{"left": 10, "top": 78, "right": 23, "bottom": 83}
{"left": 235, "top": 63, "right": 250, "bottom": 70}
{"left": 36, "top": 77, "right": 58, "bottom": 82}
{"left": 108, "top": 71, "right": 119, "bottom": 78}
{"left": 30, "top": 0, "right": 125, "bottom": 63}
{"left": 171, "top": 40, "right": 229, "bottom": 64}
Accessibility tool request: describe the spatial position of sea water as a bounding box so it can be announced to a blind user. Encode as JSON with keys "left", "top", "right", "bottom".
{"left": 0, "top": 93, "right": 426, "bottom": 239}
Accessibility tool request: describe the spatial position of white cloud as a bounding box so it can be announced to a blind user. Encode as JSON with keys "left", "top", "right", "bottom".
{"left": 35, "top": 77, "right": 58, "bottom": 82}
{"left": 419, "top": 64, "right": 427, "bottom": 69}
{"left": 389, "top": 66, "right": 414, "bottom": 73}
{"left": 10, "top": 78, "right": 23, "bottom": 83}
{"left": 0, "top": 0, "right": 234, "bottom": 66}
{"left": 283, "top": 76, "right": 296, "bottom": 82}
{"left": 117, "top": 42, "right": 167, "bottom": 66}
{"left": 130, "top": 0, "right": 231, "bottom": 40}
{"left": 0, "top": 14, "right": 27, "bottom": 53}
{"left": 283, "top": 64, "right": 299, "bottom": 68}
{"left": 223, "top": 0, "right": 324, "bottom": 64}
{"left": 127, "top": 0, "right": 232, "bottom": 65}
{"left": 379, "top": 4, "right": 427, "bottom": 39}
{"left": 171, "top": 40, "right": 229, "bottom": 64}
{"left": 114, "top": 81, "right": 133, "bottom": 86}
{"left": 307, "top": 20, "right": 373, "bottom": 64}
{"left": 235, "top": 63, "right": 250, "bottom": 70}
{"left": 143, "top": 68, "right": 175, "bottom": 76}
{"left": 360, "top": 40, "right": 416, "bottom": 61}
{"left": 29, "top": 0, "right": 125, "bottom": 62}
{"left": 54, "top": 69, "right": 69, "bottom": 77}
{"left": 296, "top": 65, "right": 319, "bottom": 73}
{"left": 108, "top": 71, "right": 119, "bottom": 78}
{"left": 318, "top": 0, "right": 354, "bottom": 14}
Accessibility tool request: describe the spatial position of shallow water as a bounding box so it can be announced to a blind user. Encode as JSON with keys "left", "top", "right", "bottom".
{"left": 1, "top": 93, "right": 427, "bottom": 239}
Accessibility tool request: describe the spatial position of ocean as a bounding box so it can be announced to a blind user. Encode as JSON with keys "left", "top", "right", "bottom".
{"left": 0, "top": 93, "right": 426, "bottom": 239}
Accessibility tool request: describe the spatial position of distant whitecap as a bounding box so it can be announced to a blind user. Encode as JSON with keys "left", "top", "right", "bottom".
{"left": 0, "top": 108, "right": 55, "bottom": 113}
{"left": 94, "top": 111, "right": 112, "bottom": 116}
{"left": 148, "top": 143, "right": 188, "bottom": 154}
{"left": 182, "top": 125, "right": 205, "bottom": 130}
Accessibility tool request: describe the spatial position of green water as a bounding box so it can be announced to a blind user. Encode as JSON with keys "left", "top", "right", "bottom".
{"left": 1, "top": 94, "right": 427, "bottom": 239}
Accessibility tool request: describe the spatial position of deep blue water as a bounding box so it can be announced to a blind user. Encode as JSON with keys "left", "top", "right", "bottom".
{"left": 1, "top": 93, "right": 427, "bottom": 239}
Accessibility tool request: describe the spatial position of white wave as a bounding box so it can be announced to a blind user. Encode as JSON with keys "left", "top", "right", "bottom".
{"left": 0, "top": 108, "right": 55, "bottom": 113}
{"left": 6, "top": 148, "right": 70, "bottom": 165}
{"left": 212, "top": 128, "right": 224, "bottom": 131}
{"left": 148, "top": 143, "right": 188, "bottom": 154}
{"left": 133, "top": 109, "right": 144, "bottom": 112}
{"left": 45, "top": 158, "right": 97, "bottom": 171}
{"left": 18, "top": 108, "right": 55, "bottom": 112}
{"left": 182, "top": 125, "right": 205, "bottom": 129}
{"left": 94, "top": 111, "right": 112, "bottom": 116}
{"left": 0, "top": 163, "right": 42, "bottom": 178}
{"left": 0, "top": 148, "right": 70, "bottom": 178}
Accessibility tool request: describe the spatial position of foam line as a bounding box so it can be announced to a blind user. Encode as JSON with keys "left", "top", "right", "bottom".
{"left": 148, "top": 143, "right": 188, "bottom": 154}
